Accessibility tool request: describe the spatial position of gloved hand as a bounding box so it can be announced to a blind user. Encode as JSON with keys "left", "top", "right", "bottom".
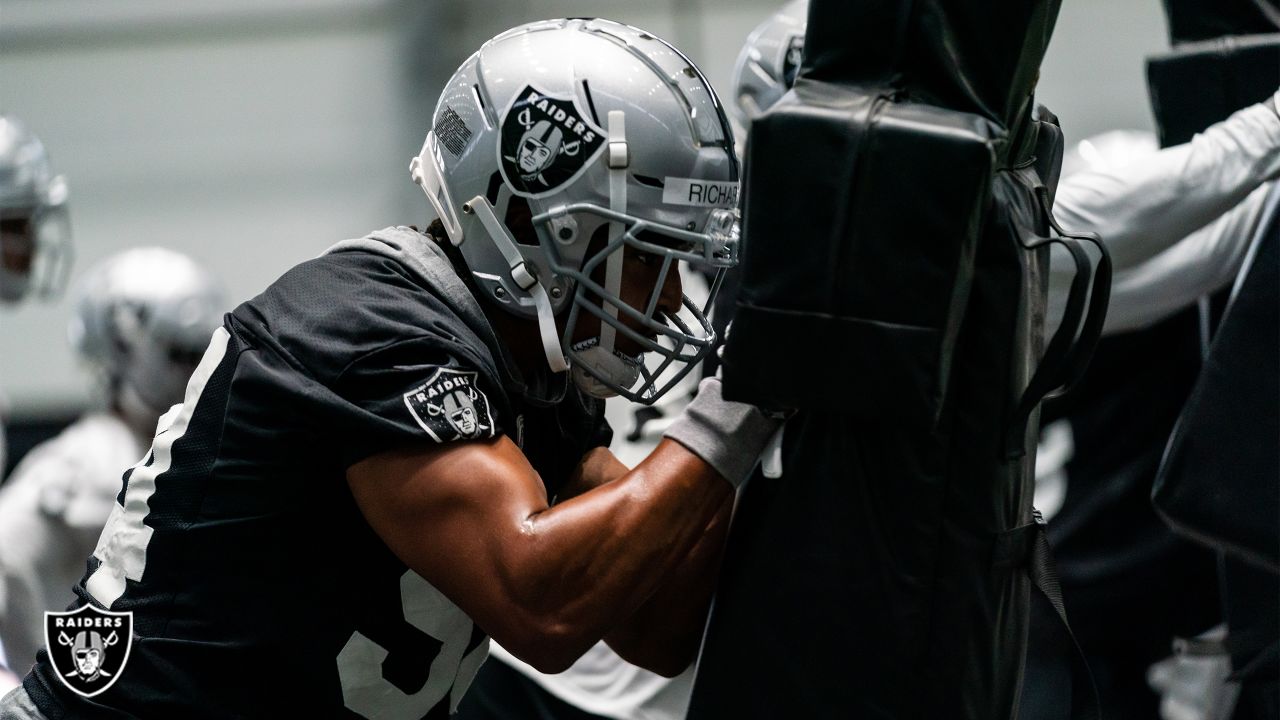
{"left": 1147, "top": 627, "right": 1240, "bottom": 720}
{"left": 663, "top": 377, "right": 783, "bottom": 488}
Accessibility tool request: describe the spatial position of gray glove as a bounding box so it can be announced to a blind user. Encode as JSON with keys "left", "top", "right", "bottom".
{"left": 663, "top": 377, "right": 782, "bottom": 488}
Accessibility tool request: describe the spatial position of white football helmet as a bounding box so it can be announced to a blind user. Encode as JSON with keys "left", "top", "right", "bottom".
{"left": 729, "top": 0, "right": 809, "bottom": 142}
{"left": 411, "top": 18, "right": 740, "bottom": 404}
{"left": 67, "top": 247, "right": 226, "bottom": 430}
{"left": 0, "top": 115, "right": 72, "bottom": 303}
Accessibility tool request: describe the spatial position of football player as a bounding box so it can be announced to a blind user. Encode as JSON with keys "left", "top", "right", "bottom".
{"left": 1, "top": 19, "right": 781, "bottom": 720}
{"left": 1047, "top": 97, "right": 1280, "bottom": 335}
{"left": 456, "top": 7, "right": 811, "bottom": 720}
{"left": 0, "top": 248, "right": 224, "bottom": 678}
{"left": 0, "top": 115, "right": 72, "bottom": 696}
{"left": 0, "top": 114, "right": 73, "bottom": 477}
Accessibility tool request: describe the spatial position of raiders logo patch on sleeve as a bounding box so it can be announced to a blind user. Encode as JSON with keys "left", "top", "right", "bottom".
{"left": 403, "top": 368, "right": 496, "bottom": 443}
{"left": 498, "top": 85, "right": 606, "bottom": 198}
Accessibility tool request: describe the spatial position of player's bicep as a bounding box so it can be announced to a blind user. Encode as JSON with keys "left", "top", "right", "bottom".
{"left": 345, "top": 436, "right": 550, "bottom": 628}
{"left": 558, "top": 446, "right": 628, "bottom": 502}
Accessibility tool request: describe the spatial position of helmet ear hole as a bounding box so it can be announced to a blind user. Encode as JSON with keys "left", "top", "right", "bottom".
{"left": 485, "top": 172, "right": 504, "bottom": 206}
{"left": 503, "top": 196, "right": 538, "bottom": 247}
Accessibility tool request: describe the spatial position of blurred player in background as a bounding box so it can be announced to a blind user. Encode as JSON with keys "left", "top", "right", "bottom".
{"left": 0, "top": 115, "right": 73, "bottom": 694}
{"left": 0, "top": 248, "right": 224, "bottom": 684}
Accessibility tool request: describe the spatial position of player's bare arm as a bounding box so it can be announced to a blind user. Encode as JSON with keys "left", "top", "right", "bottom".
{"left": 603, "top": 490, "right": 732, "bottom": 676}
{"left": 557, "top": 445, "right": 629, "bottom": 501}
{"left": 551, "top": 443, "right": 735, "bottom": 676}
{"left": 348, "top": 434, "right": 732, "bottom": 675}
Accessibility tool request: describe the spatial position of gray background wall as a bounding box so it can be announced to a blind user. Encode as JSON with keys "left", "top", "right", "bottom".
{"left": 0, "top": 0, "right": 1168, "bottom": 414}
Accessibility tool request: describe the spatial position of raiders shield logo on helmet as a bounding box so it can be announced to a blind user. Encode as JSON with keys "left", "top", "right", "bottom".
{"left": 44, "top": 605, "right": 133, "bottom": 698}
{"left": 403, "top": 368, "right": 495, "bottom": 443}
{"left": 498, "top": 85, "right": 606, "bottom": 198}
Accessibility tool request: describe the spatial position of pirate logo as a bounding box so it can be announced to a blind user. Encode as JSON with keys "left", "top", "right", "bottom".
{"left": 515, "top": 120, "right": 562, "bottom": 178}
{"left": 498, "top": 85, "right": 606, "bottom": 198}
{"left": 45, "top": 605, "right": 133, "bottom": 698}
{"left": 403, "top": 367, "right": 495, "bottom": 443}
{"left": 782, "top": 34, "right": 805, "bottom": 88}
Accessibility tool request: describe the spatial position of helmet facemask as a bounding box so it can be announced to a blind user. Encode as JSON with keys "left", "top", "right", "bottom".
{"left": 539, "top": 202, "right": 738, "bottom": 403}
{"left": 416, "top": 125, "right": 739, "bottom": 406}
{"left": 0, "top": 177, "right": 72, "bottom": 303}
{"left": 0, "top": 114, "right": 72, "bottom": 304}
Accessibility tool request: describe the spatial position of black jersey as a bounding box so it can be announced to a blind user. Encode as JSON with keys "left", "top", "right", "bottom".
{"left": 24, "top": 228, "right": 610, "bottom": 719}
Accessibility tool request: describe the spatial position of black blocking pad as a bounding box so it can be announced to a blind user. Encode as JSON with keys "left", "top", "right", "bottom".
{"left": 1160, "top": 0, "right": 1279, "bottom": 44}
{"left": 722, "top": 83, "right": 1002, "bottom": 429}
{"left": 1147, "top": 34, "right": 1280, "bottom": 148}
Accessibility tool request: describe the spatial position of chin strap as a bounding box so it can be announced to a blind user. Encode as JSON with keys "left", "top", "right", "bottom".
{"left": 600, "top": 110, "right": 629, "bottom": 357}
{"left": 465, "top": 194, "right": 569, "bottom": 373}
{"left": 410, "top": 133, "right": 464, "bottom": 244}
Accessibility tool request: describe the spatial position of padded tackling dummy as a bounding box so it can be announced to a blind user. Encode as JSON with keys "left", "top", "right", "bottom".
{"left": 1147, "top": 33, "right": 1280, "bottom": 147}
{"left": 1152, "top": 183, "right": 1279, "bottom": 575}
{"left": 1145, "top": 4, "right": 1280, "bottom": 560}
{"left": 1025, "top": 8, "right": 1280, "bottom": 720}
{"left": 1160, "top": 0, "right": 1279, "bottom": 44}
{"left": 1151, "top": 171, "right": 1280, "bottom": 718}
{"left": 693, "top": 1, "right": 1107, "bottom": 718}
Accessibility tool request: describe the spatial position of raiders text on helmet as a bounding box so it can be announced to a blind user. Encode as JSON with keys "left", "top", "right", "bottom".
{"left": 411, "top": 18, "right": 740, "bottom": 404}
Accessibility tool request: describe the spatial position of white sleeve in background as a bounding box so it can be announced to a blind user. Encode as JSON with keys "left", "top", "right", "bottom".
{"left": 0, "top": 413, "right": 145, "bottom": 673}
{"left": 1102, "top": 183, "right": 1273, "bottom": 334}
{"left": 1050, "top": 182, "right": 1273, "bottom": 335}
{"left": 1053, "top": 92, "right": 1280, "bottom": 272}
{"left": 1047, "top": 92, "right": 1280, "bottom": 335}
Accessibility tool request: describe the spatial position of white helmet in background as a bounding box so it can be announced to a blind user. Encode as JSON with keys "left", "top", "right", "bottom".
{"left": 67, "top": 248, "right": 226, "bottom": 430}
{"left": 412, "top": 18, "right": 740, "bottom": 404}
{"left": 1061, "top": 129, "right": 1159, "bottom": 178}
{"left": 0, "top": 115, "right": 72, "bottom": 303}
{"left": 729, "top": 0, "right": 809, "bottom": 142}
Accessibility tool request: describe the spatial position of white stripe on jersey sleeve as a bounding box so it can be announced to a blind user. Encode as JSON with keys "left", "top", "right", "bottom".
{"left": 86, "top": 327, "right": 230, "bottom": 608}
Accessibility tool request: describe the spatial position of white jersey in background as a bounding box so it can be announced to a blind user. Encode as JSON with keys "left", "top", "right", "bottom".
{"left": 0, "top": 412, "right": 147, "bottom": 674}
{"left": 1048, "top": 92, "right": 1280, "bottom": 335}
